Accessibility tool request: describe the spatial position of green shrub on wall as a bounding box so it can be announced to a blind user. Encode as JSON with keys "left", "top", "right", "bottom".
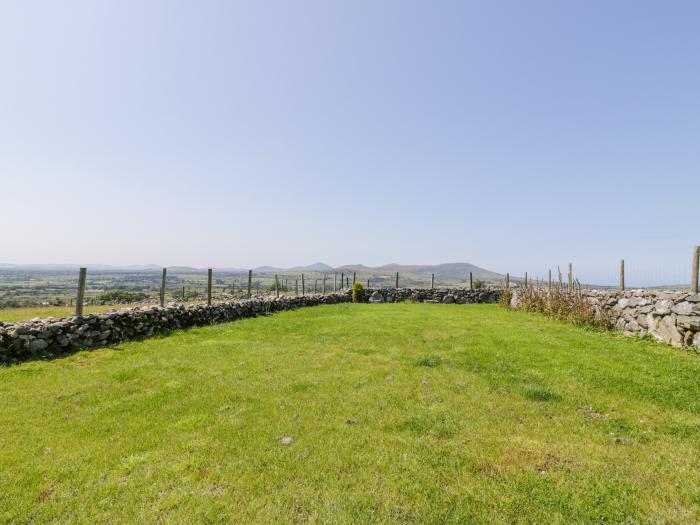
{"left": 473, "top": 279, "right": 487, "bottom": 289}
{"left": 504, "top": 285, "right": 607, "bottom": 329}
{"left": 352, "top": 282, "right": 365, "bottom": 303}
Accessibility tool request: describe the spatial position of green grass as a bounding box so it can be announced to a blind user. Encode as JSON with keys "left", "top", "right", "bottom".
{"left": 0, "top": 302, "right": 207, "bottom": 323}
{"left": 2, "top": 304, "right": 700, "bottom": 523}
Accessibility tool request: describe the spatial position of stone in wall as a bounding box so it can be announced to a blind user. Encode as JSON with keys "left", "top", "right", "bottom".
{"left": 586, "top": 289, "right": 699, "bottom": 350}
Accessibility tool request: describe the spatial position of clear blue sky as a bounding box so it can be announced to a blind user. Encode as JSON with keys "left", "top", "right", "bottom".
{"left": 1, "top": 0, "right": 698, "bottom": 285}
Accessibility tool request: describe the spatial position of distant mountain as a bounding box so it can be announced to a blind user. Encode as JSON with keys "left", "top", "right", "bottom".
{"left": 253, "top": 263, "right": 333, "bottom": 273}
{"left": 334, "top": 262, "right": 503, "bottom": 281}
{"left": 0, "top": 261, "right": 504, "bottom": 281}
{"left": 252, "top": 266, "right": 284, "bottom": 273}
{"left": 167, "top": 266, "right": 212, "bottom": 274}
{"left": 289, "top": 262, "right": 334, "bottom": 272}
{"left": 234, "top": 262, "right": 500, "bottom": 279}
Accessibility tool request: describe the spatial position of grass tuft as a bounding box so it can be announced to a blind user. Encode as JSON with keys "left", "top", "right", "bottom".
{"left": 414, "top": 355, "right": 442, "bottom": 367}
{"left": 523, "top": 387, "right": 562, "bottom": 402}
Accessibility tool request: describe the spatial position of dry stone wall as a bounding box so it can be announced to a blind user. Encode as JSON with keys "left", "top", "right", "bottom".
{"left": 10, "top": 285, "right": 692, "bottom": 363}
{"left": 584, "top": 289, "right": 700, "bottom": 349}
{"left": 0, "top": 288, "right": 501, "bottom": 363}
{"left": 364, "top": 288, "right": 500, "bottom": 304}
{"left": 0, "top": 293, "right": 351, "bottom": 363}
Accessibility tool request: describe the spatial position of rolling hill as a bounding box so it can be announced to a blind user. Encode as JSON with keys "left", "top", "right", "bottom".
{"left": 334, "top": 263, "right": 503, "bottom": 281}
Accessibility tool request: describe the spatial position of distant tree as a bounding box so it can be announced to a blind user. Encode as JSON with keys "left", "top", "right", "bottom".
{"left": 97, "top": 289, "right": 149, "bottom": 304}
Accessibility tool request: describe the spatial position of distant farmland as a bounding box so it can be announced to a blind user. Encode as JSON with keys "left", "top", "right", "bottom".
{"left": 0, "top": 263, "right": 502, "bottom": 309}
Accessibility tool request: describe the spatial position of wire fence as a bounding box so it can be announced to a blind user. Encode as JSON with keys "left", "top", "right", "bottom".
{"left": 0, "top": 268, "right": 490, "bottom": 312}
{"left": 513, "top": 247, "right": 699, "bottom": 292}
{"left": 1, "top": 245, "right": 697, "bottom": 314}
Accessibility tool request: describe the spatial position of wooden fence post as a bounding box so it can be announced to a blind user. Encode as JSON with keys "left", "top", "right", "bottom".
{"left": 207, "top": 268, "right": 213, "bottom": 305}
{"left": 160, "top": 268, "right": 167, "bottom": 307}
{"left": 505, "top": 272, "right": 510, "bottom": 290}
{"left": 75, "top": 267, "right": 87, "bottom": 317}
{"left": 333, "top": 274, "right": 337, "bottom": 293}
{"left": 314, "top": 279, "right": 318, "bottom": 294}
{"left": 182, "top": 286, "right": 185, "bottom": 301}
{"left": 431, "top": 273, "right": 434, "bottom": 290}
{"left": 620, "top": 259, "right": 625, "bottom": 291}
{"left": 395, "top": 272, "right": 399, "bottom": 289}
{"left": 301, "top": 273, "right": 305, "bottom": 296}
{"left": 367, "top": 278, "right": 370, "bottom": 289}
{"left": 352, "top": 272, "right": 356, "bottom": 286}
{"left": 247, "top": 270, "right": 252, "bottom": 298}
{"left": 524, "top": 272, "right": 528, "bottom": 288}
{"left": 692, "top": 246, "right": 699, "bottom": 294}
{"left": 275, "top": 274, "right": 280, "bottom": 298}
{"left": 567, "top": 263, "right": 573, "bottom": 290}
{"left": 548, "top": 269, "right": 552, "bottom": 291}
{"left": 340, "top": 273, "right": 344, "bottom": 290}
{"left": 469, "top": 272, "right": 473, "bottom": 290}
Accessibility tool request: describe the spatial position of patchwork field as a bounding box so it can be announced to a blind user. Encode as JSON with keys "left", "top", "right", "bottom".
{"left": 2, "top": 304, "right": 700, "bottom": 523}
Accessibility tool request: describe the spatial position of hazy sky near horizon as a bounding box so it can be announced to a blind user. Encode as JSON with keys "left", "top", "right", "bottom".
{"left": 1, "top": 0, "right": 698, "bottom": 285}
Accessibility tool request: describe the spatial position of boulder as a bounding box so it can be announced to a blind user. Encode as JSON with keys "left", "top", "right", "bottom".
{"left": 368, "top": 291, "right": 385, "bottom": 304}
{"left": 655, "top": 300, "right": 673, "bottom": 315}
{"left": 624, "top": 320, "right": 641, "bottom": 333}
{"left": 442, "top": 294, "right": 455, "bottom": 304}
{"left": 28, "top": 338, "right": 49, "bottom": 352}
{"left": 677, "top": 315, "right": 700, "bottom": 331}
{"left": 614, "top": 318, "right": 626, "bottom": 331}
{"left": 672, "top": 302, "right": 693, "bottom": 315}
{"left": 649, "top": 314, "right": 683, "bottom": 348}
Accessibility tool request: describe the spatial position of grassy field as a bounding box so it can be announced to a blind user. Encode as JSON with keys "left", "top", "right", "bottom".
{"left": 0, "top": 299, "right": 320, "bottom": 324}
{"left": 0, "top": 302, "right": 214, "bottom": 324}
{"left": 2, "top": 304, "right": 700, "bottom": 523}
{"left": 0, "top": 304, "right": 146, "bottom": 323}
